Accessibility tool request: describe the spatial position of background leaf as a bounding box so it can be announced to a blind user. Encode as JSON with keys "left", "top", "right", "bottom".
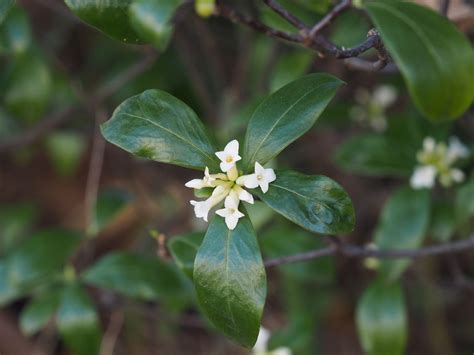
{"left": 365, "top": 0, "right": 474, "bottom": 121}
{"left": 242, "top": 73, "right": 343, "bottom": 171}
{"left": 129, "top": 0, "right": 181, "bottom": 51}
{"left": 356, "top": 280, "right": 407, "bottom": 355}
{"left": 374, "top": 186, "right": 430, "bottom": 281}
{"left": 254, "top": 170, "right": 355, "bottom": 235}
{"left": 64, "top": 0, "right": 143, "bottom": 44}
{"left": 0, "top": 0, "right": 14, "bottom": 23}
{"left": 44, "top": 131, "right": 86, "bottom": 177}
{"left": 57, "top": 283, "right": 101, "bottom": 355}
{"left": 101, "top": 89, "right": 219, "bottom": 171}
{"left": 168, "top": 232, "right": 204, "bottom": 279}
{"left": 193, "top": 213, "right": 266, "bottom": 348}
{"left": 20, "top": 288, "right": 62, "bottom": 335}
{"left": 0, "top": 6, "right": 31, "bottom": 55}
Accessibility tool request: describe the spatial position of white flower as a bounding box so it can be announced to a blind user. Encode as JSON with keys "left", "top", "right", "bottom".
{"left": 185, "top": 167, "right": 227, "bottom": 189}
{"left": 372, "top": 85, "right": 397, "bottom": 108}
{"left": 410, "top": 165, "right": 437, "bottom": 189}
{"left": 232, "top": 184, "right": 254, "bottom": 204}
{"left": 422, "top": 137, "right": 436, "bottom": 153}
{"left": 215, "top": 139, "right": 241, "bottom": 172}
{"left": 237, "top": 162, "right": 276, "bottom": 193}
{"left": 190, "top": 183, "right": 231, "bottom": 222}
{"left": 446, "top": 136, "right": 469, "bottom": 163}
{"left": 216, "top": 193, "right": 245, "bottom": 230}
{"left": 252, "top": 327, "right": 292, "bottom": 355}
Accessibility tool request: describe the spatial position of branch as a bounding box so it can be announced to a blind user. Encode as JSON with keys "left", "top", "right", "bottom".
{"left": 309, "top": 0, "right": 352, "bottom": 37}
{"left": 262, "top": 0, "right": 307, "bottom": 30}
{"left": 264, "top": 236, "right": 474, "bottom": 267}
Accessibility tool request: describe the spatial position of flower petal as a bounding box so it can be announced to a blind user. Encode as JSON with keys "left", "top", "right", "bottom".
{"left": 237, "top": 174, "right": 259, "bottom": 189}
{"left": 225, "top": 214, "right": 239, "bottom": 230}
{"left": 185, "top": 179, "right": 206, "bottom": 189}
{"left": 224, "top": 139, "right": 239, "bottom": 157}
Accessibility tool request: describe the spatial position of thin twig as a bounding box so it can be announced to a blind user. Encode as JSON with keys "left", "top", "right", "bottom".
{"left": 262, "top": 0, "right": 307, "bottom": 30}
{"left": 100, "top": 311, "right": 124, "bottom": 355}
{"left": 264, "top": 236, "right": 474, "bottom": 267}
{"left": 309, "top": 0, "right": 352, "bottom": 37}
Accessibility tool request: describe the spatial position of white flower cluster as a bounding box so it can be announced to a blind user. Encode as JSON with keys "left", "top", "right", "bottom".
{"left": 410, "top": 136, "right": 469, "bottom": 189}
{"left": 185, "top": 140, "right": 276, "bottom": 230}
{"left": 252, "top": 327, "right": 292, "bottom": 355}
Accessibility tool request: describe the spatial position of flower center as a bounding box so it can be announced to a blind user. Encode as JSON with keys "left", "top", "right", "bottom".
{"left": 229, "top": 208, "right": 235, "bottom": 214}
{"left": 257, "top": 174, "right": 263, "bottom": 181}
{"left": 226, "top": 156, "right": 233, "bottom": 163}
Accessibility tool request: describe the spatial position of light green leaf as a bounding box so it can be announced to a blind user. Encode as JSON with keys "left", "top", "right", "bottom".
{"left": 0, "top": 0, "right": 14, "bottom": 23}
{"left": 20, "top": 288, "right": 62, "bottom": 335}
{"left": 5, "top": 230, "right": 81, "bottom": 290}
{"left": 168, "top": 232, "right": 204, "bottom": 279}
{"left": 129, "top": 0, "right": 181, "bottom": 51}
{"left": 242, "top": 74, "right": 343, "bottom": 171}
{"left": 64, "top": 0, "right": 143, "bottom": 44}
{"left": 57, "top": 283, "right": 101, "bottom": 355}
{"left": 4, "top": 52, "right": 52, "bottom": 123}
{"left": 45, "top": 131, "right": 86, "bottom": 177}
{"left": 365, "top": 0, "right": 474, "bottom": 121}
{"left": 254, "top": 170, "right": 355, "bottom": 235}
{"left": 375, "top": 186, "right": 430, "bottom": 281}
{"left": 0, "top": 6, "right": 31, "bottom": 55}
{"left": 334, "top": 134, "right": 416, "bottom": 177}
{"left": 83, "top": 251, "right": 183, "bottom": 301}
{"left": 356, "top": 280, "right": 407, "bottom": 355}
{"left": 194, "top": 213, "right": 266, "bottom": 348}
{"left": 101, "top": 89, "right": 219, "bottom": 171}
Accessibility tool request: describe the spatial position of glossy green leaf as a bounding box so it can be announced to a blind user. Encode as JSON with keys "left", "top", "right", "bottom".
{"left": 101, "top": 89, "right": 219, "bottom": 171}
{"left": 334, "top": 134, "right": 415, "bottom": 177}
{"left": 5, "top": 230, "right": 81, "bottom": 290}
{"left": 0, "top": 6, "right": 31, "bottom": 55}
{"left": 365, "top": 0, "right": 474, "bottom": 121}
{"left": 64, "top": 0, "right": 143, "bottom": 44}
{"left": 356, "top": 280, "right": 407, "bottom": 355}
{"left": 0, "top": 0, "right": 14, "bottom": 23}
{"left": 57, "top": 283, "right": 101, "bottom": 355}
{"left": 194, "top": 213, "right": 266, "bottom": 348}
{"left": 83, "top": 251, "right": 183, "bottom": 301}
{"left": 254, "top": 170, "right": 355, "bottom": 235}
{"left": 168, "top": 232, "right": 204, "bottom": 279}
{"left": 20, "top": 288, "right": 62, "bottom": 335}
{"left": 129, "top": 0, "right": 181, "bottom": 51}
{"left": 45, "top": 131, "right": 86, "bottom": 177}
{"left": 375, "top": 186, "right": 430, "bottom": 281}
{"left": 242, "top": 74, "right": 343, "bottom": 171}
{"left": 4, "top": 52, "right": 52, "bottom": 123}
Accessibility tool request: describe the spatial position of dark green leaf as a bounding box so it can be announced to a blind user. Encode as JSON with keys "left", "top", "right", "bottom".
{"left": 83, "top": 251, "right": 183, "bottom": 301}
{"left": 5, "top": 230, "right": 81, "bottom": 290}
{"left": 375, "top": 186, "right": 430, "bottom": 281}
{"left": 356, "top": 280, "right": 407, "bottom": 355}
{"left": 57, "top": 283, "right": 101, "bottom": 355}
{"left": 455, "top": 176, "right": 474, "bottom": 227}
{"left": 4, "top": 52, "right": 52, "bottom": 123}
{"left": 168, "top": 232, "right": 204, "bottom": 279}
{"left": 20, "top": 288, "right": 62, "bottom": 335}
{"left": 429, "top": 199, "right": 456, "bottom": 242}
{"left": 194, "top": 213, "right": 266, "bottom": 348}
{"left": 64, "top": 0, "right": 143, "bottom": 44}
{"left": 0, "top": 0, "right": 14, "bottom": 23}
{"left": 254, "top": 170, "right": 355, "bottom": 235}
{"left": 269, "top": 51, "right": 312, "bottom": 92}
{"left": 0, "top": 261, "right": 23, "bottom": 306}
{"left": 242, "top": 74, "right": 343, "bottom": 171}
{"left": 365, "top": 0, "right": 474, "bottom": 121}
{"left": 334, "top": 134, "right": 416, "bottom": 177}
{"left": 129, "top": 0, "right": 181, "bottom": 51}
{"left": 0, "top": 6, "right": 31, "bottom": 55}
{"left": 0, "top": 202, "right": 37, "bottom": 254}
{"left": 101, "top": 89, "right": 219, "bottom": 171}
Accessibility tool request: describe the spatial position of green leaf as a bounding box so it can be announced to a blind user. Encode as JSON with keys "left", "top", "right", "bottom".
{"left": 20, "top": 288, "right": 62, "bottom": 335}
{"left": 168, "top": 232, "right": 204, "bottom": 279}
{"left": 0, "top": 202, "right": 37, "bottom": 254}
{"left": 57, "top": 283, "right": 101, "bottom": 355}
{"left": 429, "top": 199, "right": 456, "bottom": 242}
{"left": 5, "top": 229, "right": 81, "bottom": 290}
{"left": 4, "top": 51, "right": 52, "bottom": 123}
{"left": 0, "top": 0, "right": 14, "bottom": 23}
{"left": 269, "top": 51, "right": 312, "bottom": 92}
{"left": 83, "top": 251, "right": 183, "bottom": 301}
{"left": 242, "top": 73, "right": 343, "bottom": 171}
{"left": 254, "top": 170, "right": 355, "bottom": 235}
{"left": 129, "top": 0, "right": 181, "bottom": 51}
{"left": 334, "top": 134, "right": 416, "bottom": 177}
{"left": 0, "top": 6, "right": 31, "bottom": 55}
{"left": 374, "top": 186, "right": 430, "bottom": 281}
{"left": 0, "top": 261, "right": 23, "bottom": 306}
{"left": 356, "top": 280, "right": 407, "bottom": 355}
{"left": 101, "top": 89, "right": 219, "bottom": 171}
{"left": 45, "top": 131, "right": 86, "bottom": 177}
{"left": 365, "top": 0, "right": 474, "bottom": 121}
{"left": 64, "top": 0, "right": 143, "bottom": 44}
{"left": 193, "top": 213, "right": 266, "bottom": 348}
{"left": 455, "top": 176, "right": 474, "bottom": 227}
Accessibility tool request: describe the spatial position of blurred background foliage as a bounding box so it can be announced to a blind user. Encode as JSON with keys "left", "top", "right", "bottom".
{"left": 0, "top": 0, "right": 473, "bottom": 354}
